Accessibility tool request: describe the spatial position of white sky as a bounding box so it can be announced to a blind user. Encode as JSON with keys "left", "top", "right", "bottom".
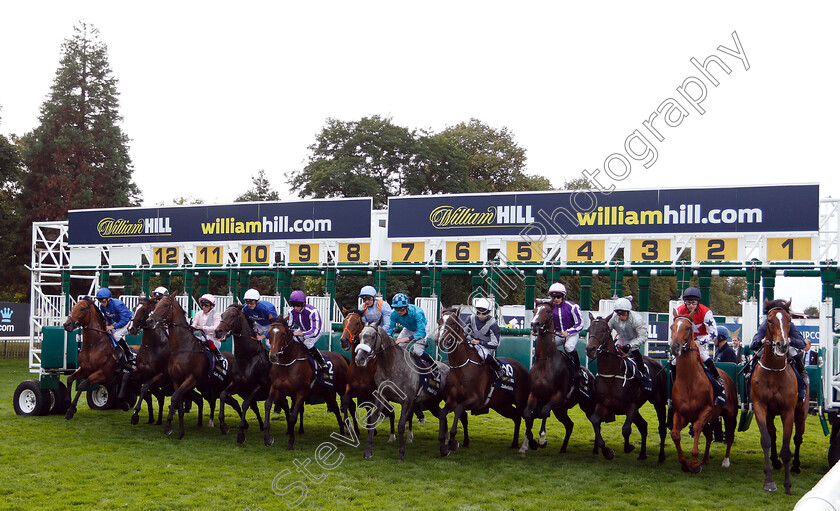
{"left": 0, "top": 1, "right": 836, "bottom": 310}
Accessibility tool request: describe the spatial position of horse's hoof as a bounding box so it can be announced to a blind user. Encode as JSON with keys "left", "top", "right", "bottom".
{"left": 164, "top": 426, "right": 172, "bottom": 436}
{"left": 441, "top": 449, "right": 450, "bottom": 458}
{"left": 722, "top": 458, "right": 731, "bottom": 468}
{"left": 624, "top": 444, "right": 636, "bottom": 454}
{"left": 177, "top": 432, "right": 185, "bottom": 440}
{"left": 130, "top": 414, "right": 139, "bottom": 426}
{"left": 681, "top": 463, "right": 690, "bottom": 472}
{"left": 791, "top": 465, "right": 801, "bottom": 474}
{"left": 265, "top": 437, "right": 274, "bottom": 447}
{"left": 529, "top": 439, "right": 539, "bottom": 450}
{"left": 364, "top": 452, "right": 373, "bottom": 459}
{"left": 637, "top": 453, "right": 647, "bottom": 461}
{"left": 398, "top": 456, "right": 405, "bottom": 462}
{"left": 448, "top": 439, "right": 459, "bottom": 451}
{"left": 518, "top": 445, "right": 529, "bottom": 455}
{"left": 462, "top": 440, "right": 469, "bottom": 448}
{"left": 772, "top": 459, "right": 783, "bottom": 470}
{"left": 286, "top": 443, "right": 294, "bottom": 451}
{"left": 237, "top": 431, "right": 246, "bottom": 444}
{"left": 689, "top": 465, "right": 702, "bottom": 474}
{"left": 785, "top": 488, "right": 792, "bottom": 496}
{"left": 65, "top": 406, "right": 76, "bottom": 420}
{"left": 208, "top": 419, "right": 214, "bottom": 428}
{"left": 418, "top": 417, "right": 426, "bottom": 424}
{"left": 220, "top": 423, "right": 230, "bottom": 435}
{"left": 603, "top": 448, "right": 615, "bottom": 461}
{"left": 121, "top": 401, "right": 130, "bottom": 412}
{"left": 764, "top": 482, "right": 777, "bottom": 492}
{"left": 658, "top": 454, "right": 666, "bottom": 464}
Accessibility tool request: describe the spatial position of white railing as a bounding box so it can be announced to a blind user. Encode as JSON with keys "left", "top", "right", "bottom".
{"left": 415, "top": 297, "right": 439, "bottom": 339}
{"left": 821, "top": 298, "right": 839, "bottom": 412}
{"left": 306, "top": 296, "right": 332, "bottom": 329}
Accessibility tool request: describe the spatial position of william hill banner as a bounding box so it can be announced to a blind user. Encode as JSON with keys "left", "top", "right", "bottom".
{"left": 68, "top": 198, "right": 372, "bottom": 245}
{"left": 387, "top": 185, "right": 819, "bottom": 238}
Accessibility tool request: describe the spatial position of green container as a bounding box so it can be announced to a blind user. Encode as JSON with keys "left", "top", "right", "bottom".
{"left": 41, "top": 326, "right": 80, "bottom": 370}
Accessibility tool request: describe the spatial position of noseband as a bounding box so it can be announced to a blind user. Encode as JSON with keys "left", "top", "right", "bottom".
{"left": 532, "top": 303, "right": 554, "bottom": 335}
{"left": 672, "top": 316, "right": 697, "bottom": 352}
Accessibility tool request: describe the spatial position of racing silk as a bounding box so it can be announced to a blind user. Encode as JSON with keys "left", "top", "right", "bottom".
{"left": 388, "top": 304, "right": 426, "bottom": 341}
{"left": 607, "top": 310, "right": 647, "bottom": 350}
{"left": 465, "top": 314, "right": 501, "bottom": 350}
{"left": 675, "top": 303, "right": 717, "bottom": 345}
{"left": 242, "top": 300, "right": 277, "bottom": 328}
{"left": 552, "top": 300, "right": 583, "bottom": 335}
{"left": 99, "top": 298, "right": 132, "bottom": 329}
{"left": 290, "top": 304, "right": 323, "bottom": 345}
{"left": 750, "top": 320, "right": 806, "bottom": 351}
{"left": 191, "top": 308, "right": 221, "bottom": 345}
{"left": 361, "top": 299, "right": 392, "bottom": 332}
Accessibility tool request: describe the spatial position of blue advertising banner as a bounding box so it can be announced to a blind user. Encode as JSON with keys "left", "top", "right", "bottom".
{"left": 0, "top": 302, "right": 29, "bottom": 338}
{"left": 387, "top": 185, "right": 819, "bottom": 238}
{"left": 68, "top": 198, "right": 372, "bottom": 245}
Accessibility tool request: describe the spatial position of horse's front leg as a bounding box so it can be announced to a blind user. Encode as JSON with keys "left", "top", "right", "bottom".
{"left": 286, "top": 393, "right": 307, "bottom": 450}
{"left": 264, "top": 389, "right": 276, "bottom": 447}
{"left": 630, "top": 408, "right": 649, "bottom": 461}
{"left": 438, "top": 400, "right": 451, "bottom": 457}
{"left": 132, "top": 373, "right": 163, "bottom": 425}
{"left": 768, "top": 418, "right": 782, "bottom": 470}
{"left": 780, "top": 410, "right": 795, "bottom": 495}
{"left": 397, "top": 400, "right": 412, "bottom": 462}
{"left": 553, "top": 407, "right": 575, "bottom": 455}
{"left": 670, "top": 411, "right": 690, "bottom": 472}
{"left": 449, "top": 402, "right": 468, "bottom": 452}
{"left": 118, "top": 370, "right": 131, "bottom": 400}
{"left": 64, "top": 369, "right": 85, "bottom": 420}
{"left": 688, "top": 412, "right": 706, "bottom": 473}
{"left": 754, "top": 403, "right": 777, "bottom": 491}
{"left": 236, "top": 386, "right": 262, "bottom": 443}
{"left": 323, "top": 391, "right": 345, "bottom": 435}
{"left": 589, "top": 403, "right": 614, "bottom": 460}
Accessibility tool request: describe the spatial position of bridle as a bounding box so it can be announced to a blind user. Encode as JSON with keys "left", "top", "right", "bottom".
{"left": 341, "top": 311, "right": 363, "bottom": 346}
{"left": 531, "top": 302, "right": 554, "bottom": 336}
{"left": 671, "top": 316, "right": 698, "bottom": 353}
{"left": 67, "top": 300, "right": 108, "bottom": 334}
{"left": 438, "top": 311, "right": 481, "bottom": 369}
{"left": 217, "top": 305, "right": 260, "bottom": 343}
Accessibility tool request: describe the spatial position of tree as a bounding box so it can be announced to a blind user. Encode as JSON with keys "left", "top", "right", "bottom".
{"left": 0, "top": 113, "right": 24, "bottom": 301}
{"left": 803, "top": 305, "right": 819, "bottom": 318}
{"left": 235, "top": 169, "right": 280, "bottom": 202}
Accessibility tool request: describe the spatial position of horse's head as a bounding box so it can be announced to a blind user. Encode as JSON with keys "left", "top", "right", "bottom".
{"left": 531, "top": 300, "right": 554, "bottom": 336}
{"left": 585, "top": 312, "right": 615, "bottom": 360}
{"left": 670, "top": 310, "right": 696, "bottom": 358}
{"left": 64, "top": 297, "right": 97, "bottom": 332}
{"left": 355, "top": 325, "right": 384, "bottom": 368}
{"left": 128, "top": 297, "right": 154, "bottom": 336}
{"left": 147, "top": 295, "right": 180, "bottom": 330}
{"left": 765, "top": 302, "right": 792, "bottom": 358}
{"left": 437, "top": 307, "right": 466, "bottom": 353}
{"left": 267, "top": 317, "right": 293, "bottom": 364}
{"left": 215, "top": 304, "right": 245, "bottom": 340}
{"left": 340, "top": 308, "right": 367, "bottom": 351}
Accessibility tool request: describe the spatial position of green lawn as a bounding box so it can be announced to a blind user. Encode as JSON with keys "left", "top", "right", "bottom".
{"left": 0, "top": 358, "right": 833, "bottom": 510}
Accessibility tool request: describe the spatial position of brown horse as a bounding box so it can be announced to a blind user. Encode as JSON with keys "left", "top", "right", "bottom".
{"left": 263, "top": 317, "right": 353, "bottom": 450}
{"left": 63, "top": 297, "right": 124, "bottom": 420}
{"left": 585, "top": 313, "right": 668, "bottom": 462}
{"left": 751, "top": 299, "right": 808, "bottom": 494}
{"left": 669, "top": 312, "right": 737, "bottom": 473}
{"left": 436, "top": 307, "right": 531, "bottom": 456}
{"left": 147, "top": 295, "right": 244, "bottom": 439}
{"left": 522, "top": 300, "right": 596, "bottom": 455}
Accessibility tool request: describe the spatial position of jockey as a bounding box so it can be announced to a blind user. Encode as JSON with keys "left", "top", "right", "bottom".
{"left": 152, "top": 286, "right": 168, "bottom": 299}
{"left": 548, "top": 282, "right": 584, "bottom": 366}
{"left": 464, "top": 297, "right": 504, "bottom": 379}
{"left": 713, "top": 326, "right": 737, "bottom": 363}
{"left": 241, "top": 288, "right": 277, "bottom": 349}
{"left": 191, "top": 294, "right": 223, "bottom": 363}
{"left": 288, "top": 290, "right": 327, "bottom": 374}
{"left": 749, "top": 300, "right": 807, "bottom": 399}
{"left": 607, "top": 296, "right": 652, "bottom": 392}
{"left": 674, "top": 287, "right": 725, "bottom": 390}
{"left": 96, "top": 288, "right": 135, "bottom": 363}
{"left": 358, "top": 285, "right": 392, "bottom": 332}
{"left": 388, "top": 293, "right": 436, "bottom": 371}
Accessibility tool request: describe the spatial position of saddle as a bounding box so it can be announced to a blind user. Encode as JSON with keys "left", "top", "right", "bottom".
{"left": 203, "top": 349, "right": 228, "bottom": 383}
{"left": 305, "top": 353, "right": 335, "bottom": 389}
{"left": 411, "top": 353, "right": 440, "bottom": 397}
{"left": 702, "top": 367, "right": 727, "bottom": 406}
{"left": 116, "top": 347, "right": 137, "bottom": 374}
{"left": 492, "top": 359, "right": 515, "bottom": 392}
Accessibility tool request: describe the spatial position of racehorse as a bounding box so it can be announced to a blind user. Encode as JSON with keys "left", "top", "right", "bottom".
{"left": 751, "top": 299, "right": 808, "bottom": 494}
{"left": 147, "top": 295, "right": 245, "bottom": 439}
{"left": 355, "top": 324, "right": 450, "bottom": 461}
{"left": 262, "top": 317, "right": 353, "bottom": 450}
{"left": 215, "top": 303, "right": 300, "bottom": 444}
{"left": 63, "top": 297, "right": 126, "bottom": 420}
{"left": 436, "top": 307, "right": 531, "bottom": 456}
{"left": 669, "top": 311, "right": 737, "bottom": 473}
{"left": 585, "top": 313, "right": 668, "bottom": 462}
{"left": 339, "top": 309, "right": 439, "bottom": 442}
{"left": 522, "top": 300, "right": 596, "bottom": 455}
{"left": 120, "top": 297, "right": 170, "bottom": 425}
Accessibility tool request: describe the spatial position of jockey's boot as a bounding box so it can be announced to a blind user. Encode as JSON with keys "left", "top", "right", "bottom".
{"left": 419, "top": 352, "right": 439, "bottom": 377}
{"left": 791, "top": 353, "right": 807, "bottom": 400}
{"left": 631, "top": 349, "right": 652, "bottom": 392}
{"left": 704, "top": 358, "right": 725, "bottom": 387}
{"left": 485, "top": 355, "right": 505, "bottom": 380}
{"left": 210, "top": 344, "right": 224, "bottom": 364}
{"left": 308, "top": 347, "right": 327, "bottom": 374}
{"left": 567, "top": 349, "right": 583, "bottom": 387}
{"left": 116, "top": 338, "right": 135, "bottom": 362}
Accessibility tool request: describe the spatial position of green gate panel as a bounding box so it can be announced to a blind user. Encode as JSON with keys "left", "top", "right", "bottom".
{"left": 41, "top": 326, "right": 80, "bottom": 369}
{"left": 807, "top": 365, "right": 823, "bottom": 403}
{"left": 496, "top": 336, "right": 532, "bottom": 369}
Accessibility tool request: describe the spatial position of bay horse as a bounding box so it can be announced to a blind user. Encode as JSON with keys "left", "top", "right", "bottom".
{"left": 63, "top": 297, "right": 125, "bottom": 420}
{"left": 355, "top": 324, "right": 450, "bottom": 461}
{"left": 147, "top": 295, "right": 245, "bottom": 439}
{"left": 751, "top": 299, "right": 807, "bottom": 494}
{"left": 436, "top": 307, "right": 531, "bottom": 456}
{"left": 522, "top": 300, "right": 596, "bottom": 455}
{"left": 263, "top": 317, "right": 353, "bottom": 450}
{"left": 122, "top": 297, "right": 204, "bottom": 427}
{"left": 669, "top": 311, "right": 737, "bottom": 473}
{"left": 339, "top": 309, "right": 439, "bottom": 442}
{"left": 585, "top": 313, "right": 668, "bottom": 462}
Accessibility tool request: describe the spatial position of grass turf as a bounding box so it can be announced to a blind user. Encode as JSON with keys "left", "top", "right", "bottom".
{"left": 0, "top": 358, "right": 833, "bottom": 510}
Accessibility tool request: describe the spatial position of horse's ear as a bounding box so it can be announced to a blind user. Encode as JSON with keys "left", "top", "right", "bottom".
{"left": 785, "top": 299, "right": 792, "bottom": 311}
{"left": 606, "top": 312, "right": 613, "bottom": 322}
{"left": 589, "top": 312, "right": 595, "bottom": 322}
{"left": 341, "top": 306, "right": 349, "bottom": 315}
{"left": 671, "top": 308, "right": 678, "bottom": 318}
{"left": 374, "top": 314, "right": 382, "bottom": 327}
{"left": 763, "top": 297, "right": 770, "bottom": 308}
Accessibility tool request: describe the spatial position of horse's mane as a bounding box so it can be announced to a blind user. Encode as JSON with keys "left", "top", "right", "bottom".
{"left": 764, "top": 298, "right": 791, "bottom": 314}
{"left": 81, "top": 296, "right": 108, "bottom": 325}
{"left": 270, "top": 316, "right": 290, "bottom": 327}
{"left": 346, "top": 309, "right": 365, "bottom": 317}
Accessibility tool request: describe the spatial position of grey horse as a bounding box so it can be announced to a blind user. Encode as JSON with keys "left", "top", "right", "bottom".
{"left": 355, "top": 325, "right": 450, "bottom": 461}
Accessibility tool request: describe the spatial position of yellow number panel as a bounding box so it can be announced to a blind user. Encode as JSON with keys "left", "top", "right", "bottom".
{"left": 289, "top": 244, "right": 318, "bottom": 264}
{"left": 240, "top": 244, "right": 272, "bottom": 265}
{"left": 505, "top": 241, "right": 543, "bottom": 262}
{"left": 445, "top": 241, "right": 480, "bottom": 262}
{"left": 695, "top": 238, "right": 738, "bottom": 262}
{"left": 566, "top": 240, "right": 606, "bottom": 262}
{"left": 195, "top": 246, "right": 225, "bottom": 266}
{"left": 766, "top": 237, "right": 813, "bottom": 261}
{"left": 339, "top": 243, "right": 369, "bottom": 263}
{"left": 629, "top": 239, "right": 671, "bottom": 262}
{"left": 152, "top": 246, "right": 180, "bottom": 266}
{"left": 392, "top": 242, "right": 425, "bottom": 263}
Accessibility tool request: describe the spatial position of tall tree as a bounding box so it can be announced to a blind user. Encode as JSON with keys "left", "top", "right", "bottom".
{"left": 235, "top": 169, "right": 281, "bottom": 202}
{"left": 18, "top": 22, "right": 140, "bottom": 222}
{"left": 0, "top": 112, "right": 24, "bottom": 301}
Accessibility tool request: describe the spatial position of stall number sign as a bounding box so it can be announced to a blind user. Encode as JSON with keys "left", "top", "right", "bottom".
{"left": 289, "top": 244, "right": 318, "bottom": 264}
{"left": 766, "top": 237, "right": 812, "bottom": 261}
{"left": 695, "top": 238, "right": 738, "bottom": 261}
{"left": 445, "top": 241, "right": 481, "bottom": 262}
{"left": 152, "top": 247, "right": 180, "bottom": 266}
{"left": 566, "top": 240, "right": 606, "bottom": 262}
{"left": 630, "top": 239, "right": 671, "bottom": 262}
{"left": 195, "top": 246, "right": 225, "bottom": 266}
{"left": 338, "top": 243, "right": 369, "bottom": 263}
{"left": 392, "top": 242, "right": 425, "bottom": 263}
{"left": 506, "top": 241, "right": 543, "bottom": 262}
{"left": 240, "top": 244, "right": 272, "bottom": 265}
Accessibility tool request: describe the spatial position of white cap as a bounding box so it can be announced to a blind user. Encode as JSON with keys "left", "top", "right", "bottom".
{"left": 243, "top": 289, "right": 260, "bottom": 301}
{"left": 153, "top": 286, "right": 168, "bottom": 296}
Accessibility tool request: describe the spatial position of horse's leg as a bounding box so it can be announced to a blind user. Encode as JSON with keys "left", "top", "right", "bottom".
{"left": 153, "top": 387, "right": 165, "bottom": 425}
{"left": 218, "top": 388, "right": 230, "bottom": 432}
{"left": 263, "top": 389, "right": 276, "bottom": 447}
{"left": 364, "top": 400, "right": 380, "bottom": 459}
{"left": 629, "top": 406, "right": 649, "bottom": 460}
{"left": 132, "top": 376, "right": 158, "bottom": 425}
{"left": 768, "top": 416, "right": 782, "bottom": 470}
{"left": 792, "top": 399, "right": 807, "bottom": 474}
{"left": 754, "top": 402, "right": 777, "bottom": 491}
{"left": 397, "top": 400, "right": 411, "bottom": 462}
{"left": 780, "top": 409, "right": 795, "bottom": 495}
{"left": 298, "top": 403, "right": 305, "bottom": 434}
{"left": 460, "top": 413, "right": 469, "bottom": 448}
{"left": 589, "top": 403, "right": 613, "bottom": 459}
{"left": 449, "top": 403, "right": 467, "bottom": 452}
{"left": 438, "top": 401, "right": 451, "bottom": 457}
{"left": 622, "top": 406, "right": 638, "bottom": 454}
{"left": 324, "top": 391, "right": 345, "bottom": 435}
{"left": 64, "top": 370, "right": 82, "bottom": 420}
{"left": 286, "top": 393, "right": 306, "bottom": 450}
{"left": 175, "top": 376, "right": 199, "bottom": 439}
{"left": 539, "top": 417, "right": 548, "bottom": 448}
{"left": 118, "top": 371, "right": 131, "bottom": 400}
{"left": 655, "top": 400, "right": 668, "bottom": 463}
{"left": 235, "top": 387, "right": 260, "bottom": 442}
{"left": 190, "top": 390, "right": 204, "bottom": 427}
{"left": 670, "top": 412, "right": 690, "bottom": 472}
{"left": 688, "top": 410, "right": 707, "bottom": 473}
{"left": 224, "top": 392, "right": 244, "bottom": 429}
{"left": 553, "top": 407, "right": 575, "bottom": 455}
{"left": 701, "top": 414, "right": 714, "bottom": 466}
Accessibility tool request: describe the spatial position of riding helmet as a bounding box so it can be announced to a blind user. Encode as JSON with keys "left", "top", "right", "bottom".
{"left": 95, "top": 288, "right": 112, "bottom": 300}
{"left": 289, "top": 290, "right": 306, "bottom": 306}
{"left": 548, "top": 282, "right": 566, "bottom": 297}
{"left": 682, "top": 287, "right": 702, "bottom": 301}
{"left": 474, "top": 297, "right": 492, "bottom": 314}
{"left": 613, "top": 297, "right": 632, "bottom": 313}
{"left": 391, "top": 293, "right": 410, "bottom": 308}
{"left": 359, "top": 285, "right": 377, "bottom": 298}
{"left": 153, "top": 286, "right": 168, "bottom": 297}
{"left": 243, "top": 288, "right": 260, "bottom": 302}
{"left": 199, "top": 294, "right": 215, "bottom": 307}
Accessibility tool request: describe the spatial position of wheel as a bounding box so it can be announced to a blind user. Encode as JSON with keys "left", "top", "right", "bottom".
{"left": 86, "top": 384, "right": 117, "bottom": 411}
{"left": 13, "top": 380, "right": 48, "bottom": 416}
{"left": 38, "top": 387, "right": 55, "bottom": 416}
{"left": 49, "top": 382, "right": 69, "bottom": 415}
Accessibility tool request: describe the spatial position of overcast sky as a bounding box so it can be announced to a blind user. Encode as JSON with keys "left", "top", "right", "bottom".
{"left": 1, "top": 1, "right": 836, "bottom": 310}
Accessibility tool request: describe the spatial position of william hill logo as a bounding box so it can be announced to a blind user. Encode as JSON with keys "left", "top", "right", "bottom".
{"left": 429, "top": 205, "right": 535, "bottom": 229}
{"left": 97, "top": 217, "right": 172, "bottom": 237}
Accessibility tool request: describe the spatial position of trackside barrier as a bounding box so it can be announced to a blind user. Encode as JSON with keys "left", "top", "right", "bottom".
{"left": 794, "top": 458, "right": 840, "bottom": 510}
